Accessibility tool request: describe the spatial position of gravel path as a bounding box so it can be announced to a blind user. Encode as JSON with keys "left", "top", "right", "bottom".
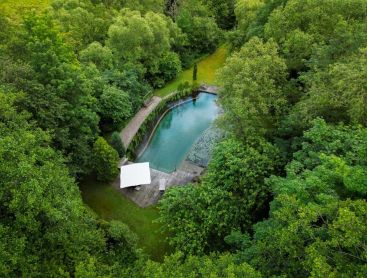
{"left": 120, "top": 96, "right": 162, "bottom": 148}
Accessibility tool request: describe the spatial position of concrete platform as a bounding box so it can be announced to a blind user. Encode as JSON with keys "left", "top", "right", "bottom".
{"left": 113, "top": 160, "right": 204, "bottom": 208}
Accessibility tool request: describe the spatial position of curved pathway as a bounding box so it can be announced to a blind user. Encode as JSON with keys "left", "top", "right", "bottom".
{"left": 120, "top": 96, "right": 162, "bottom": 148}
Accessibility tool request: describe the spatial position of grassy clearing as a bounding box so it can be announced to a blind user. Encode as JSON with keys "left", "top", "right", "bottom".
{"left": 81, "top": 47, "right": 228, "bottom": 261}
{"left": 155, "top": 45, "right": 229, "bottom": 97}
{"left": 0, "top": 0, "right": 51, "bottom": 20}
{"left": 80, "top": 179, "right": 170, "bottom": 262}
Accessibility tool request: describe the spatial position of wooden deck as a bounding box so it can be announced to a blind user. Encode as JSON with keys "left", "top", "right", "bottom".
{"left": 113, "top": 160, "right": 204, "bottom": 207}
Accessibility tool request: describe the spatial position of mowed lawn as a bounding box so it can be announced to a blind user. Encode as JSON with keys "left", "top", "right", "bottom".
{"left": 80, "top": 179, "right": 171, "bottom": 261}
{"left": 155, "top": 45, "right": 229, "bottom": 97}
{"left": 0, "top": 0, "right": 51, "bottom": 20}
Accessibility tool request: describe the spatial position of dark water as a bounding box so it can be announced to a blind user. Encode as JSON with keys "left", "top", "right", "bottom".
{"left": 137, "top": 93, "right": 219, "bottom": 172}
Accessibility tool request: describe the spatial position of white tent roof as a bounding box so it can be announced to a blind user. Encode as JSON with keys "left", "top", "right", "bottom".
{"left": 120, "top": 162, "right": 151, "bottom": 188}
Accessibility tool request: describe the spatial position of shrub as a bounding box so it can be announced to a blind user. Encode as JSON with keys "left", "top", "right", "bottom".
{"left": 109, "top": 131, "right": 125, "bottom": 158}
{"left": 99, "top": 86, "right": 132, "bottom": 128}
{"left": 92, "top": 137, "right": 119, "bottom": 182}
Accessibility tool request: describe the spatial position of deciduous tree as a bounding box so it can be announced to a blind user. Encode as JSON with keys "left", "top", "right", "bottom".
{"left": 218, "top": 37, "right": 288, "bottom": 140}
{"left": 92, "top": 137, "right": 119, "bottom": 181}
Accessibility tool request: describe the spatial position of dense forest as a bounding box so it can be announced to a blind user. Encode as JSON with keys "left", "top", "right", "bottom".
{"left": 1, "top": 0, "right": 367, "bottom": 277}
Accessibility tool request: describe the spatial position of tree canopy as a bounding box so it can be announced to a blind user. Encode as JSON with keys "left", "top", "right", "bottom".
{"left": 1, "top": 0, "right": 367, "bottom": 276}
{"left": 0, "top": 92, "right": 137, "bottom": 276}
{"left": 218, "top": 37, "right": 288, "bottom": 139}
{"left": 156, "top": 0, "right": 367, "bottom": 276}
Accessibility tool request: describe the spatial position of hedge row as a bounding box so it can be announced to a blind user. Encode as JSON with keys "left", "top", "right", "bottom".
{"left": 126, "top": 84, "right": 194, "bottom": 160}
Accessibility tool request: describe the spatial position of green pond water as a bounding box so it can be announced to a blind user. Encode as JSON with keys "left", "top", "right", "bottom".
{"left": 137, "top": 93, "right": 219, "bottom": 172}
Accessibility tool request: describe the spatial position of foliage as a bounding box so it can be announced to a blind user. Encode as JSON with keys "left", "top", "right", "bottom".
{"left": 107, "top": 9, "right": 171, "bottom": 62}
{"left": 204, "top": 138, "right": 280, "bottom": 199}
{"left": 0, "top": 13, "right": 12, "bottom": 46}
{"left": 235, "top": 120, "right": 367, "bottom": 277}
{"left": 99, "top": 85, "right": 132, "bottom": 129}
{"left": 158, "top": 185, "right": 207, "bottom": 254}
{"left": 101, "top": 220, "right": 139, "bottom": 264}
{"left": 150, "top": 51, "right": 182, "bottom": 88}
{"left": 144, "top": 252, "right": 261, "bottom": 277}
{"left": 290, "top": 118, "right": 367, "bottom": 173}
{"left": 102, "top": 66, "right": 151, "bottom": 112}
{"left": 287, "top": 48, "right": 367, "bottom": 131}
{"left": 109, "top": 131, "right": 125, "bottom": 158}
{"left": 157, "top": 1, "right": 367, "bottom": 276}
{"left": 119, "top": 0, "right": 165, "bottom": 13}
{"left": 218, "top": 37, "right": 288, "bottom": 139}
{"left": 0, "top": 92, "right": 137, "bottom": 276}
{"left": 0, "top": 0, "right": 50, "bottom": 20}
{"left": 79, "top": 41, "right": 113, "bottom": 71}
{"left": 176, "top": 0, "right": 222, "bottom": 66}
{"left": 203, "top": 0, "right": 236, "bottom": 29}
{"left": 51, "top": 0, "right": 114, "bottom": 51}
{"left": 158, "top": 137, "right": 280, "bottom": 254}
{"left": 230, "top": 0, "right": 287, "bottom": 48}
{"left": 107, "top": 8, "right": 183, "bottom": 87}
{"left": 242, "top": 197, "right": 367, "bottom": 277}
{"left": 231, "top": 0, "right": 265, "bottom": 46}
{"left": 264, "top": 0, "right": 367, "bottom": 71}
{"left": 92, "top": 137, "right": 119, "bottom": 182}
{"left": 2, "top": 13, "right": 100, "bottom": 176}
{"left": 2, "top": 0, "right": 367, "bottom": 276}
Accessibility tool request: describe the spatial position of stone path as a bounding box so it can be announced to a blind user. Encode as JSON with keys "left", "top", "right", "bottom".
{"left": 120, "top": 96, "right": 162, "bottom": 148}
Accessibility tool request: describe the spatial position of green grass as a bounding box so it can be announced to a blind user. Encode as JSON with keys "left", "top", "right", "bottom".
{"left": 0, "top": 0, "right": 51, "bottom": 20}
{"left": 80, "top": 179, "right": 171, "bottom": 262}
{"left": 155, "top": 45, "right": 229, "bottom": 97}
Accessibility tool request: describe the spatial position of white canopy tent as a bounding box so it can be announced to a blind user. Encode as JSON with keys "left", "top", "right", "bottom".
{"left": 120, "top": 162, "right": 151, "bottom": 189}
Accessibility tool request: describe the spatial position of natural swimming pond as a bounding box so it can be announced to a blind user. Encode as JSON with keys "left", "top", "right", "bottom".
{"left": 137, "top": 93, "right": 219, "bottom": 172}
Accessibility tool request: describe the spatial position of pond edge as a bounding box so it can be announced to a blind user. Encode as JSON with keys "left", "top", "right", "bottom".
{"left": 126, "top": 87, "right": 218, "bottom": 161}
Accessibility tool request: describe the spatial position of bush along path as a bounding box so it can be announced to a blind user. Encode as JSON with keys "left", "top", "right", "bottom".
{"left": 120, "top": 96, "right": 162, "bottom": 149}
